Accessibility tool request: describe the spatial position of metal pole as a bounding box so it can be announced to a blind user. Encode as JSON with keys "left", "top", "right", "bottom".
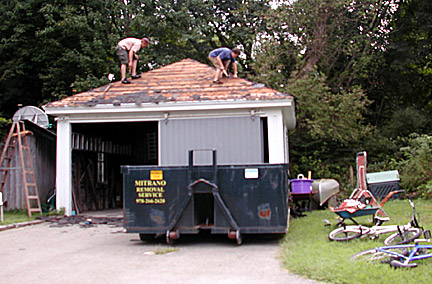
{"left": 212, "top": 149, "right": 217, "bottom": 184}
{"left": 188, "top": 150, "right": 194, "bottom": 185}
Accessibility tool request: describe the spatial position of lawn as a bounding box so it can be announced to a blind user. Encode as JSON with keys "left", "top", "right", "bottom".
{"left": 281, "top": 199, "right": 432, "bottom": 284}
{"left": 0, "top": 209, "right": 37, "bottom": 225}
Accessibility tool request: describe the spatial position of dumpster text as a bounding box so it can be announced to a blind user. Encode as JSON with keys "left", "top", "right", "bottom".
{"left": 135, "top": 180, "right": 167, "bottom": 204}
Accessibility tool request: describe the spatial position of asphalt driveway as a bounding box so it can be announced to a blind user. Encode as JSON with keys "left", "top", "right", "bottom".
{"left": 0, "top": 217, "right": 319, "bottom": 284}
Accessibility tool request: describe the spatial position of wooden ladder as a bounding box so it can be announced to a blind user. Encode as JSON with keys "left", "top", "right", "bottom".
{"left": 0, "top": 121, "right": 42, "bottom": 217}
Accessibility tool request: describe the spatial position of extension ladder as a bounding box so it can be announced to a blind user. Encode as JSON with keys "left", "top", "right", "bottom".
{"left": 0, "top": 121, "right": 42, "bottom": 217}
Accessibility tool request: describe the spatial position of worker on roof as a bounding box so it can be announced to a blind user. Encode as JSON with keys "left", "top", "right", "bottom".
{"left": 116, "top": 37, "right": 150, "bottom": 84}
{"left": 208, "top": 47, "right": 240, "bottom": 84}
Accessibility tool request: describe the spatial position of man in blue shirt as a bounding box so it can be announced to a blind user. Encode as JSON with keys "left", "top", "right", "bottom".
{"left": 208, "top": 47, "right": 241, "bottom": 84}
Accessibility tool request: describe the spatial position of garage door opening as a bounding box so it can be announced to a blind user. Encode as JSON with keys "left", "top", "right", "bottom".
{"left": 71, "top": 121, "right": 158, "bottom": 212}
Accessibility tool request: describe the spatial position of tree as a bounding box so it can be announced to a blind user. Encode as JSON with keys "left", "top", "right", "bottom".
{"left": 369, "top": 0, "right": 432, "bottom": 129}
{"left": 0, "top": 0, "right": 47, "bottom": 117}
{"left": 0, "top": 0, "right": 118, "bottom": 117}
{"left": 255, "top": 0, "right": 400, "bottom": 90}
{"left": 131, "top": 0, "right": 271, "bottom": 74}
{"left": 0, "top": 0, "right": 272, "bottom": 119}
{"left": 286, "top": 73, "right": 372, "bottom": 146}
{"left": 253, "top": 0, "right": 390, "bottom": 139}
{"left": 251, "top": 0, "right": 401, "bottom": 177}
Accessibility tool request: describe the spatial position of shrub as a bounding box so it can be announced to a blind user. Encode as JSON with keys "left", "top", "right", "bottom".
{"left": 390, "top": 133, "right": 432, "bottom": 197}
{"left": 0, "top": 117, "right": 12, "bottom": 141}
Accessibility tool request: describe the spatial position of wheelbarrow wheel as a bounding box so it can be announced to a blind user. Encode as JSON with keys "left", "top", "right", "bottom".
{"left": 329, "top": 225, "right": 370, "bottom": 241}
{"left": 384, "top": 228, "right": 422, "bottom": 245}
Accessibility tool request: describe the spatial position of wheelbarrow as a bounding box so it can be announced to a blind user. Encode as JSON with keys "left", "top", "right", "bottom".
{"left": 330, "top": 151, "right": 399, "bottom": 226}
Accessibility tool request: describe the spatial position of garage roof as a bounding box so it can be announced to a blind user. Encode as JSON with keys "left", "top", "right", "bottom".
{"left": 43, "top": 58, "right": 292, "bottom": 109}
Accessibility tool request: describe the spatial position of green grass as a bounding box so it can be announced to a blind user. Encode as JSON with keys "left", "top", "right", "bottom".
{"left": 154, "top": 245, "right": 179, "bottom": 255}
{"left": 281, "top": 199, "right": 432, "bottom": 284}
{"left": 0, "top": 209, "right": 37, "bottom": 225}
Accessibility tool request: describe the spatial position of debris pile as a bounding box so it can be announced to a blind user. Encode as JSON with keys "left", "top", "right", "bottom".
{"left": 39, "top": 215, "right": 123, "bottom": 228}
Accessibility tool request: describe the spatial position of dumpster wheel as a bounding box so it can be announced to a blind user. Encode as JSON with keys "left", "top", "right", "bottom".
{"left": 166, "top": 230, "right": 180, "bottom": 245}
{"left": 228, "top": 230, "right": 242, "bottom": 245}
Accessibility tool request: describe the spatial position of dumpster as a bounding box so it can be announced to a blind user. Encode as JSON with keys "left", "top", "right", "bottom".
{"left": 121, "top": 150, "right": 290, "bottom": 244}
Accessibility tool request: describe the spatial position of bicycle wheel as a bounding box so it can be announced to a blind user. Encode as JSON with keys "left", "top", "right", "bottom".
{"left": 351, "top": 248, "right": 389, "bottom": 262}
{"left": 384, "top": 228, "right": 422, "bottom": 245}
{"left": 329, "top": 225, "right": 370, "bottom": 241}
{"left": 351, "top": 247, "right": 411, "bottom": 263}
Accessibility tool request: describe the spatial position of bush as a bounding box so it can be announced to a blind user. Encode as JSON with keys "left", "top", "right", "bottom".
{"left": 0, "top": 117, "right": 12, "bottom": 141}
{"left": 390, "top": 133, "right": 432, "bottom": 197}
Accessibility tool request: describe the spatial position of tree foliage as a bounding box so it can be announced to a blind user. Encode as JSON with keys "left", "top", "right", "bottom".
{"left": 0, "top": 0, "right": 46, "bottom": 116}
{"left": 369, "top": 0, "right": 432, "bottom": 127}
{"left": 1, "top": 0, "right": 432, "bottom": 193}
{"left": 286, "top": 72, "right": 372, "bottom": 145}
{"left": 251, "top": 0, "right": 432, "bottom": 189}
{"left": 252, "top": 0, "right": 392, "bottom": 177}
{"left": 0, "top": 0, "right": 271, "bottom": 118}
{"left": 388, "top": 134, "right": 432, "bottom": 197}
{"left": 255, "top": 0, "right": 399, "bottom": 90}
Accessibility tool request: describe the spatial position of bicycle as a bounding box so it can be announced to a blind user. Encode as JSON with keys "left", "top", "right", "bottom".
{"left": 329, "top": 196, "right": 423, "bottom": 245}
{"left": 351, "top": 230, "right": 432, "bottom": 268}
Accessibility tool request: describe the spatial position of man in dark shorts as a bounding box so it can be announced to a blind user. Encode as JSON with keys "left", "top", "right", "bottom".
{"left": 116, "top": 37, "right": 149, "bottom": 84}
{"left": 208, "top": 47, "right": 241, "bottom": 84}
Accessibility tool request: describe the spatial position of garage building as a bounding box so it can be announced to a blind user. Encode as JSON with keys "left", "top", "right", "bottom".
{"left": 43, "top": 59, "right": 296, "bottom": 215}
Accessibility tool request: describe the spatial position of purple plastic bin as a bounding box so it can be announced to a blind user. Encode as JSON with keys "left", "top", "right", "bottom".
{"left": 290, "top": 174, "right": 313, "bottom": 194}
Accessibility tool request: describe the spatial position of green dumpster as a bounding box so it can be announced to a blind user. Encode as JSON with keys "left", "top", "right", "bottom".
{"left": 121, "top": 150, "right": 290, "bottom": 244}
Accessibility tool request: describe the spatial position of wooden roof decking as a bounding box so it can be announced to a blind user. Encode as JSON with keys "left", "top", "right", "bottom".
{"left": 43, "top": 58, "right": 292, "bottom": 108}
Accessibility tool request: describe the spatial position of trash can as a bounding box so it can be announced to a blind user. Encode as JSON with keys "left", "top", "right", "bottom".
{"left": 366, "top": 170, "right": 401, "bottom": 200}
{"left": 289, "top": 174, "right": 314, "bottom": 214}
{"left": 121, "top": 150, "right": 290, "bottom": 244}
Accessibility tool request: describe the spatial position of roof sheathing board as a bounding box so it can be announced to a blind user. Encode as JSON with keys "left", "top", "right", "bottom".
{"left": 43, "top": 58, "right": 292, "bottom": 109}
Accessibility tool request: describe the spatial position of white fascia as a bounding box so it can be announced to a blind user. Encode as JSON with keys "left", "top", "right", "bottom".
{"left": 43, "top": 99, "right": 294, "bottom": 117}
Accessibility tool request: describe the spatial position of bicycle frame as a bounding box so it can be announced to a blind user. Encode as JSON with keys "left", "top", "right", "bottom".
{"left": 329, "top": 196, "right": 423, "bottom": 243}
{"left": 363, "top": 197, "right": 419, "bottom": 238}
{"left": 366, "top": 223, "right": 413, "bottom": 238}
{"left": 375, "top": 239, "right": 432, "bottom": 267}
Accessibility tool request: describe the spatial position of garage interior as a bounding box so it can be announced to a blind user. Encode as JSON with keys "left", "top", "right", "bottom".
{"left": 71, "top": 121, "right": 158, "bottom": 213}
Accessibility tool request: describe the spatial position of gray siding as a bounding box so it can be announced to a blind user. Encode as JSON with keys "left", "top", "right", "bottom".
{"left": 1, "top": 122, "right": 56, "bottom": 210}
{"left": 160, "top": 116, "right": 263, "bottom": 166}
